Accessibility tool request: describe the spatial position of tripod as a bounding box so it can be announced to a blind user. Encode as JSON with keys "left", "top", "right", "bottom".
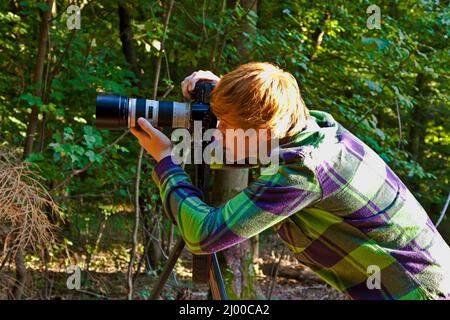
{"left": 150, "top": 162, "right": 228, "bottom": 300}
{"left": 150, "top": 96, "right": 228, "bottom": 300}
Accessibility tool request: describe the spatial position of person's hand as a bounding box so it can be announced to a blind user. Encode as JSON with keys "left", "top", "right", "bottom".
{"left": 181, "top": 70, "right": 220, "bottom": 99}
{"left": 130, "top": 118, "right": 173, "bottom": 162}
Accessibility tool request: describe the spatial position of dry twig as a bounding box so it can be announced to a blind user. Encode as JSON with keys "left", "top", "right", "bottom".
{"left": 0, "top": 147, "right": 62, "bottom": 259}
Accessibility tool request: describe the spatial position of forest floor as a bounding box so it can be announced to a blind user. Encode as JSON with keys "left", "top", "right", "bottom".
{"left": 1, "top": 236, "right": 347, "bottom": 300}
{"left": 172, "top": 249, "right": 347, "bottom": 300}
{"left": 1, "top": 255, "right": 346, "bottom": 300}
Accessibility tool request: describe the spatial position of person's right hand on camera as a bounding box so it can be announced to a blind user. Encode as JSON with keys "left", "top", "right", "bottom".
{"left": 181, "top": 70, "right": 220, "bottom": 99}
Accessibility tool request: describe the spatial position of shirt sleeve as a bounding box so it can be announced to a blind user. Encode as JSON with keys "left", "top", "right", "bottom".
{"left": 152, "top": 155, "right": 322, "bottom": 255}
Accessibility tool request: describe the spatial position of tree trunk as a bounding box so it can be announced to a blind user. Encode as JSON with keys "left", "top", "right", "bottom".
{"left": 16, "top": 0, "right": 54, "bottom": 300}
{"left": 310, "top": 11, "right": 331, "bottom": 61}
{"left": 118, "top": 3, "right": 141, "bottom": 84}
{"left": 233, "top": 0, "right": 257, "bottom": 62}
{"left": 12, "top": 250, "right": 27, "bottom": 300}
{"left": 209, "top": 0, "right": 262, "bottom": 300}
{"left": 408, "top": 72, "right": 432, "bottom": 192}
{"left": 211, "top": 169, "right": 258, "bottom": 299}
{"left": 409, "top": 73, "right": 431, "bottom": 160}
{"left": 23, "top": 0, "right": 54, "bottom": 158}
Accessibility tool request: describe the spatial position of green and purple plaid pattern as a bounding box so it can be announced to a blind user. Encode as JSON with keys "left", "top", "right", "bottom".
{"left": 152, "top": 110, "right": 450, "bottom": 300}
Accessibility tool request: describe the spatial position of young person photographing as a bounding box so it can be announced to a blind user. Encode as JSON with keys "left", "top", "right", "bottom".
{"left": 131, "top": 62, "right": 450, "bottom": 300}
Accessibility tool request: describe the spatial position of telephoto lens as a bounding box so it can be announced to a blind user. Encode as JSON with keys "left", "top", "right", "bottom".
{"left": 96, "top": 80, "right": 215, "bottom": 130}
{"left": 95, "top": 95, "right": 129, "bottom": 129}
{"left": 95, "top": 94, "right": 191, "bottom": 130}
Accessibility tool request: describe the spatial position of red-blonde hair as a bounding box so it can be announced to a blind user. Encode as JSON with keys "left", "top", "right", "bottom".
{"left": 210, "top": 62, "right": 309, "bottom": 138}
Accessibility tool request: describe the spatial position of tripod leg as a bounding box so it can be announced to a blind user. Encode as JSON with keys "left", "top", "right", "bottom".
{"left": 192, "top": 255, "right": 211, "bottom": 283}
{"left": 150, "top": 237, "right": 185, "bottom": 300}
{"left": 209, "top": 253, "right": 228, "bottom": 300}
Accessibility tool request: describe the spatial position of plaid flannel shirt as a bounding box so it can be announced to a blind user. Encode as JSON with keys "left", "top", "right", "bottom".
{"left": 152, "top": 110, "right": 450, "bottom": 300}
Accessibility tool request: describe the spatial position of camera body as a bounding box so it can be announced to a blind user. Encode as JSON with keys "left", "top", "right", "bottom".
{"left": 95, "top": 80, "right": 216, "bottom": 131}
